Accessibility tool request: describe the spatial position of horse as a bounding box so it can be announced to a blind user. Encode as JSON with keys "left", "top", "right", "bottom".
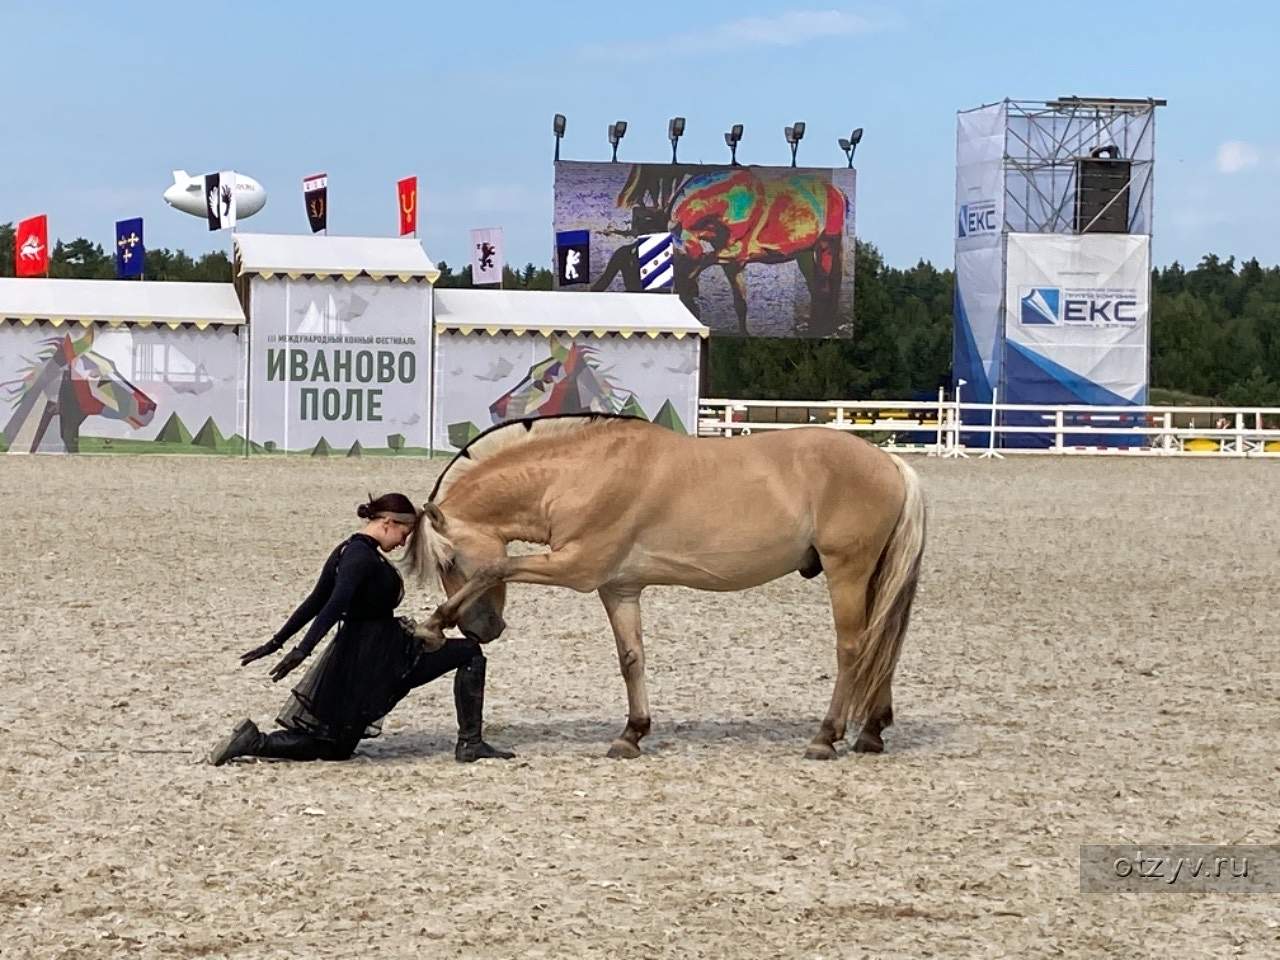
{"left": 488, "top": 337, "right": 627, "bottom": 423}
{"left": 2, "top": 327, "right": 156, "bottom": 453}
{"left": 668, "top": 169, "right": 849, "bottom": 336}
{"left": 410, "top": 413, "right": 926, "bottom": 760}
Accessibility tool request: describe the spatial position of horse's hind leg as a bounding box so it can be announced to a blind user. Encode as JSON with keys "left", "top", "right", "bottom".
{"left": 852, "top": 683, "right": 893, "bottom": 754}
{"left": 805, "top": 561, "right": 873, "bottom": 760}
{"left": 599, "top": 587, "right": 650, "bottom": 760}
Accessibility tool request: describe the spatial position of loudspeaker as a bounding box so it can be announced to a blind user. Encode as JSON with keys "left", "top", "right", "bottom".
{"left": 1074, "top": 157, "right": 1131, "bottom": 233}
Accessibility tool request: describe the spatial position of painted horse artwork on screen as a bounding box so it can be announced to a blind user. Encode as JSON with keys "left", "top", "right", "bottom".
{"left": 410, "top": 414, "right": 926, "bottom": 761}
{"left": 597, "top": 165, "right": 851, "bottom": 336}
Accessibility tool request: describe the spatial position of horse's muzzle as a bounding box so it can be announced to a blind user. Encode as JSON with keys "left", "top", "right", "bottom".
{"left": 462, "top": 612, "right": 506, "bottom": 644}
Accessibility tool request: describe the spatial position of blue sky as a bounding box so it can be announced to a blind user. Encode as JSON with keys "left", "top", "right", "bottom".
{"left": 3, "top": 1, "right": 1277, "bottom": 271}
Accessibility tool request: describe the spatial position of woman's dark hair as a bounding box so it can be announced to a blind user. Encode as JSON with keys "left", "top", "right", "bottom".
{"left": 356, "top": 492, "right": 417, "bottom": 521}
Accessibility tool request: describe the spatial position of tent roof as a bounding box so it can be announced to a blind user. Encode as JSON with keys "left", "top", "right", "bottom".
{"left": 433, "top": 289, "right": 709, "bottom": 339}
{"left": 234, "top": 233, "right": 439, "bottom": 281}
{"left": 0, "top": 278, "right": 245, "bottom": 328}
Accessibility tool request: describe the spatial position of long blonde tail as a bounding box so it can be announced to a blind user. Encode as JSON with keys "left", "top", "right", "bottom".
{"left": 844, "top": 454, "right": 927, "bottom": 728}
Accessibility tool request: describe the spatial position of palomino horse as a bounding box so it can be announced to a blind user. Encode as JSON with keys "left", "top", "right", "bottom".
{"left": 411, "top": 414, "right": 926, "bottom": 760}
{"left": 669, "top": 169, "right": 848, "bottom": 336}
{"left": 2, "top": 327, "right": 156, "bottom": 453}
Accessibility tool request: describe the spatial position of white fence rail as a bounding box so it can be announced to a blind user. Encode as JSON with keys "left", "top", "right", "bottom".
{"left": 697, "top": 395, "right": 1280, "bottom": 459}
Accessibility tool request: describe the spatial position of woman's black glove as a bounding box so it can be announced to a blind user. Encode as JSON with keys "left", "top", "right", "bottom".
{"left": 240, "top": 638, "right": 284, "bottom": 667}
{"left": 268, "top": 647, "right": 309, "bottom": 683}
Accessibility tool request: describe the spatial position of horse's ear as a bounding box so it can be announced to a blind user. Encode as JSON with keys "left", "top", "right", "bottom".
{"left": 422, "top": 502, "right": 446, "bottom": 531}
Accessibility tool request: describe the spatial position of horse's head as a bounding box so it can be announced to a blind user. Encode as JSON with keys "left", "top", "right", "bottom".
{"left": 408, "top": 503, "right": 507, "bottom": 643}
{"left": 57, "top": 332, "right": 157, "bottom": 427}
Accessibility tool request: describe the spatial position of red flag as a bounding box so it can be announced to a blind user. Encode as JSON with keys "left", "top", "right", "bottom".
{"left": 397, "top": 176, "right": 417, "bottom": 236}
{"left": 15, "top": 215, "right": 49, "bottom": 277}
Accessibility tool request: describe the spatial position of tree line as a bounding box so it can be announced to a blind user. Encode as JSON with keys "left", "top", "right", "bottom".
{"left": 2, "top": 223, "right": 1275, "bottom": 405}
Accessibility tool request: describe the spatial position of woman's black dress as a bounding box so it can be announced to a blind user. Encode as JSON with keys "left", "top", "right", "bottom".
{"left": 272, "top": 533, "right": 426, "bottom": 743}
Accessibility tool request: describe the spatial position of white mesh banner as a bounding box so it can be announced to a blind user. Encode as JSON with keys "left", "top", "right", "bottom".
{"left": 248, "top": 277, "right": 432, "bottom": 455}
{"left": 1004, "top": 233, "right": 1150, "bottom": 404}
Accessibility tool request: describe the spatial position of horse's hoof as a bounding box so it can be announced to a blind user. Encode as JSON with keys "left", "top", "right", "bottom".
{"left": 803, "top": 743, "right": 838, "bottom": 761}
{"left": 852, "top": 732, "right": 884, "bottom": 754}
{"left": 605, "top": 739, "right": 642, "bottom": 760}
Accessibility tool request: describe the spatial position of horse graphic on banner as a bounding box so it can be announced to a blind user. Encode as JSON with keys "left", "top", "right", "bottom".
{"left": 488, "top": 337, "right": 629, "bottom": 423}
{"left": 2, "top": 326, "right": 157, "bottom": 453}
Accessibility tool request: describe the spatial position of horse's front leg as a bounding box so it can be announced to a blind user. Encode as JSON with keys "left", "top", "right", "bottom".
{"left": 721, "top": 261, "right": 749, "bottom": 335}
{"left": 426, "top": 549, "right": 601, "bottom": 632}
{"left": 599, "top": 587, "right": 650, "bottom": 760}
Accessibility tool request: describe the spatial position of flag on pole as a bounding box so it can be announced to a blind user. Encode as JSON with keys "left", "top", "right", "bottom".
{"left": 397, "top": 176, "right": 417, "bottom": 235}
{"left": 470, "top": 227, "right": 505, "bottom": 285}
{"left": 555, "top": 230, "right": 589, "bottom": 287}
{"left": 303, "top": 173, "right": 328, "bottom": 233}
{"left": 15, "top": 215, "right": 49, "bottom": 277}
{"left": 204, "top": 171, "right": 237, "bottom": 231}
{"left": 115, "top": 218, "right": 145, "bottom": 279}
{"left": 637, "top": 232, "right": 675, "bottom": 291}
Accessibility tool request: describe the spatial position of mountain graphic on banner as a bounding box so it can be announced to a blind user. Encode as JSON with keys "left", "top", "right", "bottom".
{"left": 653, "top": 399, "right": 687, "bottom": 434}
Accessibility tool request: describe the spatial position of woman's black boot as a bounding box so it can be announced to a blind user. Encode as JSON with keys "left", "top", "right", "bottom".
{"left": 208, "top": 718, "right": 263, "bottom": 766}
{"left": 453, "top": 655, "right": 515, "bottom": 762}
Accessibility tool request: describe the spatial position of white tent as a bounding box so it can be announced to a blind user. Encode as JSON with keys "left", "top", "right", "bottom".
{"left": 0, "top": 277, "right": 244, "bottom": 328}
{"left": 434, "top": 288, "right": 707, "bottom": 339}
{"left": 234, "top": 233, "right": 439, "bottom": 282}
{"left": 0, "top": 278, "right": 246, "bottom": 455}
{"left": 236, "top": 234, "right": 435, "bottom": 456}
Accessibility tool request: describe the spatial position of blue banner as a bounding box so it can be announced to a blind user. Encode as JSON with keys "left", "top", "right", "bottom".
{"left": 115, "top": 218, "right": 144, "bottom": 278}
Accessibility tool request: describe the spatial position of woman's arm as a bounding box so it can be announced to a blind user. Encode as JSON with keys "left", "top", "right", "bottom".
{"left": 271, "top": 546, "right": 344, "bottom": 645}
{"left": 267, "top": 543, "right": 379, "bottom": 682}
{"left": 241, "top": 544, "right": 346, "bottom": 666}
{"left": 291, "top": 543, "right": 378, "bottom": 656}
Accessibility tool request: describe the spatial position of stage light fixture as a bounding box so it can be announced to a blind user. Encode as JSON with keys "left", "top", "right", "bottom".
{"left": 553, "top": 113, "right": 566, "bottom": 161}
{"left": 608, "top": 120, "right": 628, "bottom": 162}
{"left": 669, "top": 116, "right": 686, "bottom": 163}
{"left": 839, "top": 127, "right": 863, "bottom": 167}
{"left": 724, "top": 123, "right": 744, "bottom": 165}
{"left": 784, "top": 121, "right": 806, "bottom": 166}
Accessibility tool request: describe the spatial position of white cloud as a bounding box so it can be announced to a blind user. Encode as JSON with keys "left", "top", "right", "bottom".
{"left": 1216, "top": 140, "right": 1261, "bottom": 174}
{"left": 580, "top": 10, "right": 881, "bottom": 63}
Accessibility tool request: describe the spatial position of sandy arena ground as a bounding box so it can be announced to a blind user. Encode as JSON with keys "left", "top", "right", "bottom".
{"left": 1, "top": 452, "right": 1277, "bottom": 958}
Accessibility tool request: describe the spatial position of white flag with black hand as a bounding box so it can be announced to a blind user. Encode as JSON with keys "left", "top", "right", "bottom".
{"left": 205, "top": 170, "right": 237, "bottom": 231}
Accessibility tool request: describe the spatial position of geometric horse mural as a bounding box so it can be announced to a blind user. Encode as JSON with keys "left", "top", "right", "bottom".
{"left": 1, "top": 326, "right": 156, "bottom": 453}
{"left": 436, "top": 331, "right": 697, "bottom": 451}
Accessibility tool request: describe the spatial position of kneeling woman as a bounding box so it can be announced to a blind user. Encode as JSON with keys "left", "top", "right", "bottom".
{"left": 209, "top": 493, "right": 513, "bottom": 765}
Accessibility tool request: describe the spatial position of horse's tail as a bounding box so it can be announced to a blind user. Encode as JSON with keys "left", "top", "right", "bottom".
{"left": 844, "top": 453, "right": 927, "bottom": 728}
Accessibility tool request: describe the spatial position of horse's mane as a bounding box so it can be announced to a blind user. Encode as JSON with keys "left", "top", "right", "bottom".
{"left": 429, "top": 413, "right": 645, "bottom": 503}
{"left": 0, "top": 337, "right": 69, "bottom": 402}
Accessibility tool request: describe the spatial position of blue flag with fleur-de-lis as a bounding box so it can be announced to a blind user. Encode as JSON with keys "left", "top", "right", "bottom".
{"left": 115, "top": 218, "right": 145, "bottom": 278}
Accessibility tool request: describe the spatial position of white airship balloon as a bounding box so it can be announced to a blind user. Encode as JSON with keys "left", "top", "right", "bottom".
{"left": 163, "top": 169, "right": 267, "bottom": 220}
